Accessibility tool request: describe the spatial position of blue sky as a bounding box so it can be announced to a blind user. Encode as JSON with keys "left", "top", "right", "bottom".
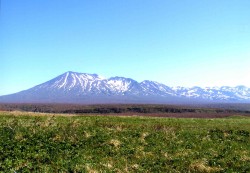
{"left": 1, "top": 0, "right": 250, "bottom": 96}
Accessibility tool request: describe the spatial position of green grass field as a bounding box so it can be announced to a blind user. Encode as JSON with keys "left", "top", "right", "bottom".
{"left": 0, "top": 111, "right": 249, "bottom": 172}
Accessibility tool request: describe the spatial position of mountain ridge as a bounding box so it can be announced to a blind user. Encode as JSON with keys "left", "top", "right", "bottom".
{"left": 1, "top": 71, "right": 250, "bottom": 104}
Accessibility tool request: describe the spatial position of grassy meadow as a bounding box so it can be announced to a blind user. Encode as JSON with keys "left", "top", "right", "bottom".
{"left": 0, "top": 111, "right": 249, "bottom": 172}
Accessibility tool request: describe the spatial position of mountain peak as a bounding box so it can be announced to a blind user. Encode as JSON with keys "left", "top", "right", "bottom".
{"left": 63, "top": 71, "right": 105, "bottom": 80}
{"left": 0, "top": 71, "right": 250, "bottom": 103}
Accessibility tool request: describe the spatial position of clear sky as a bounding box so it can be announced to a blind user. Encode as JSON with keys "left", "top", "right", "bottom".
{"left": 1, "top": 0, "right": 250, "bottom": 96}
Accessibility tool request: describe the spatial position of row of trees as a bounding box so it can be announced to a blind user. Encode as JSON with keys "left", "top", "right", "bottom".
{"left": 1, "top": 103, "right": 249, "bottom": 114}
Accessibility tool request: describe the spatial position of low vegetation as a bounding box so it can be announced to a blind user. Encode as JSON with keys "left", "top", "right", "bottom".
{"left": 0, "top": 111, "right": 249, "bottom": 172}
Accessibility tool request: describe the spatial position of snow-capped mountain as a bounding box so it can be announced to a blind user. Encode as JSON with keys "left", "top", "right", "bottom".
{"left": 0, "top": 71, "right": 250, "bottom": 104}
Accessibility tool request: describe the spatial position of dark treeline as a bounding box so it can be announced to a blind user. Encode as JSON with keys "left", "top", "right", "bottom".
{"left": 1, "top": 103, "right": 250, "bottom": 114}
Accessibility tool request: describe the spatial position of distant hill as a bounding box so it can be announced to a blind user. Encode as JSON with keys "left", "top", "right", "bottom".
{"left": 0, "top": 71, "right": 250, "bottom": 104}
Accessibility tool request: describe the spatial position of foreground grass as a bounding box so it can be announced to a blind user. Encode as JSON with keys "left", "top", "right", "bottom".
{"left": 0, "top": 112, "right": 249, "bottom": 172}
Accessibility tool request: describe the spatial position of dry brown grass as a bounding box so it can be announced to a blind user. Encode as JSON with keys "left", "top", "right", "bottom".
{"left": 189, "top": 160, "right": 222, "bottom": 172}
